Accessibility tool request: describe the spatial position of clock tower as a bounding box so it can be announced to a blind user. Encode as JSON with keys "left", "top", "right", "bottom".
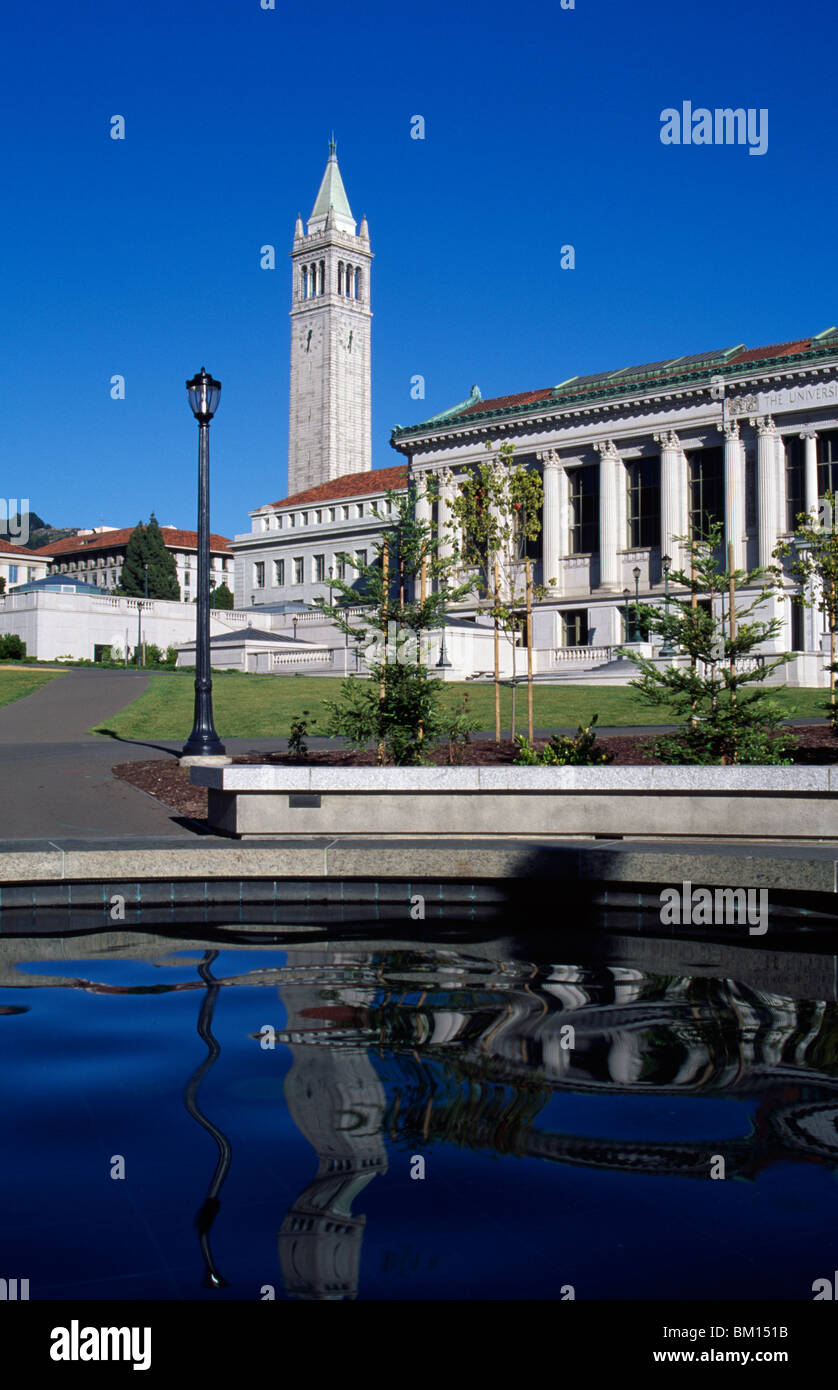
{"left": 288, "top": 141, "right": 373, "bottom": 496}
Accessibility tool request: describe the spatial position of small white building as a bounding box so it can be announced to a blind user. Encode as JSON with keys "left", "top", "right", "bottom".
{"left": 0, "top": 587, "right": 249, "bottom": 663}
{"left": 0, "top": 541, "right": 51, "bottom": 592}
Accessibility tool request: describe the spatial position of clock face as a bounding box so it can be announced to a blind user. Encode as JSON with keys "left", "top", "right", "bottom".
{"left": 300, "top": 326, "right": 321, "bottom": 353}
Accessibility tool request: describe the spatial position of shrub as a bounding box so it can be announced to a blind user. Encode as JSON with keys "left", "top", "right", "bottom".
{"left": 443, "top": 692, "right": 482, "bottom": 764}
{"left": 0, "top": 633, "right": 26, "bottom": 660}
{"left": 514, "top": 714, "right": 613, "bottom": 766}
{"left": 288, "top": 710, "right": 316, "bottom": 759}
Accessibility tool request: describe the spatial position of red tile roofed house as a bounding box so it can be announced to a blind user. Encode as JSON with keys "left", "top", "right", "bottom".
{"left": 232, "top": 465, "right": 409, "bottom": 608}
{"left": 33, "top": 525, "right": 233, "bottom": 602}
{"left": 0, "top": 539, "right": 53, "bottom": 592}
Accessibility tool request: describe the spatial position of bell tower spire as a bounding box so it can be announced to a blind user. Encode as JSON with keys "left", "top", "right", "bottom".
{"left": 287, "top": 140, "right": 373, "bottom": 495}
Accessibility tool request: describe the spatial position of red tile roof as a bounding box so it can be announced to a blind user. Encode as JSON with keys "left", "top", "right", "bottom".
{"left": 728, "top": 338, "right": 813, "bottom": 365}
{"left": 260, "top": 465, "right": 408, "bottom": 511}
{"left": 32, "top": 526, "right": 231, "bottom": 557}
{"left": 0, "top": 540, "right": 51, "bottom": 557}
{"left": 460, "top": 388, "right": 554, "bottom": 417}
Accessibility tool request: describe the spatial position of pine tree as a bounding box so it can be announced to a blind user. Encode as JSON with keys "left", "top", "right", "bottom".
{"left": 117, "top": 521, "right": 148, "bottom": 596}
{"left": 145, "top": 514, "right": 180, "bottom": 600}
{"left": 211, "top": 581, "right": 234, "bottom": 610}
{"left": 117, "top": 515, "right": 180, "bottom": 600}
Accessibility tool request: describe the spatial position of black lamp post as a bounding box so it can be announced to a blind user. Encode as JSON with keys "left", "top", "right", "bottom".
{"left": 436, "top": 589, "right": 452, "bottom": 669}
{"left": 631, "top": 565, "right": 642, "bottom": 643}
{"left": 660, "top": 553, "right": 675, "bottom": 657}
{"left": 622, "top": 587, "right": 630, "bottom": 643}
{"left": 328, "top": 564, "right": 334, "bottom": 611}
{"left": 182, "top": 368, "right": 226, "bottom": 759}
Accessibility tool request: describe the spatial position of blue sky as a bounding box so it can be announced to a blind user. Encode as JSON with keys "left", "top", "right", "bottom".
{"left": 1, "top": 0, "right": 835, "bottom": 541}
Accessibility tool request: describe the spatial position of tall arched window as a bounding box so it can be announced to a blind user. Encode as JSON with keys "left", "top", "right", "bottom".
{"left": 337, "top": 261, "right": 344, "bottom": 295}
{"left": 301, "top": 266, "right": 308, "bottom": 299}
{"left": 319, "top": 260, "right": 325, "bottom": 294}
{"left": 354, "top": 267, "right": 360, "bottom": 299}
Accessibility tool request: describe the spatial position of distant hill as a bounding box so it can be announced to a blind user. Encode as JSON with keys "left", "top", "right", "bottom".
{"left": 2, "top": 512, "right": 80, "bottom": 550}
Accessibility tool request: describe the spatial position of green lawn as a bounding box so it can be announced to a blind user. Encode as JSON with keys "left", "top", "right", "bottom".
{"left": 0, "top": 666, "right": 64, "bottom": 708}
{"left": 90, "top": 669, "right": 831, "bottom": 740}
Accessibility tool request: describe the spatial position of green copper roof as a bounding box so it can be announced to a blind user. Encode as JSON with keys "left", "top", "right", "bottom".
{"left": 390, "top": 333, "right": 838, "bottom": 443}
{"left": 419, "top": 384, "right": 482, "bottom": 425}
{"left": 310, "top": 141, "right": 353, "bottom": 223}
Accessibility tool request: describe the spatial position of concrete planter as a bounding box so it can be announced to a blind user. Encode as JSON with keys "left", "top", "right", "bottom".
{"left": 190, "top": 764, "right": 838, "bottom": 841}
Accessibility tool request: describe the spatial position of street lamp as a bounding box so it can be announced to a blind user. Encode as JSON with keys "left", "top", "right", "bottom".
{"left": 622, "top": 587, "right": 630, "bottom": 643}
{"left": 328, "top": 565, "right": 334, "bottom": 611}
{"left": 660, "top": 553, "right": 675, "bottom": 657}
{"left": 436, "top": 589, "right": 452, "bottom": 668}
{"left": 182, "top": 367, "right": 226, "bottom": 760}
{"left": 631, "top": 565, "right": 642, "bottom": 643}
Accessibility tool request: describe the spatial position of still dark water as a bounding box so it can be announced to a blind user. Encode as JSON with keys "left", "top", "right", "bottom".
{"left": 1, "top": 925, "right": 837, "bottom": 1301}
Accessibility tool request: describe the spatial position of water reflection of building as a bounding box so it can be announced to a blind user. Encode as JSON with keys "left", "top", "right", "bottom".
{"left": 277, "top": 952, "right": 388, "bottom": 1300}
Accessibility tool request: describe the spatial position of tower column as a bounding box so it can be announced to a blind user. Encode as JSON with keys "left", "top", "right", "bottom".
{"left": 656, "top": 430, "right": 686, "bottom": 573}
{"left": 755, "top": 416, "right": 778, "bottom": 567}
{"left": 802, "top": 428, "right": 819, "bottom": 519}
{"left": 538, "top": 450, "right": 562, "bottom": 596}
{"left": 595, "top": 440, "right": 620, "bottom": 590}
{"left": 723, "top": 421, "right": 745, "bottom": 570}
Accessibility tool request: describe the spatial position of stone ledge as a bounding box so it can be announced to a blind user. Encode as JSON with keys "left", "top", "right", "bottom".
{"left": 191, "top": 765, "right": 838, "bottom": 793}
{"left": 0, "top": 838, "right": 834, "bottom": 895}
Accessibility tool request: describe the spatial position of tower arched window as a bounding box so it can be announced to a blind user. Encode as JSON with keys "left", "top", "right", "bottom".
{"left": 310, "top": 263, "right": 317, "bottom": 298}
{"left": 354, "top": 267, "right": 360, "bottom": 300}
{"left": 301, "top": 266, "right": 308, "bottom": 299}
{"left": 319, "top": 260, "right": 325, "bottom": 295}
{"left": 337, "top": 261, "right": 344, "bottom": 295}
{"left": 346, "top": 264, "right": 353, "bottom": 298}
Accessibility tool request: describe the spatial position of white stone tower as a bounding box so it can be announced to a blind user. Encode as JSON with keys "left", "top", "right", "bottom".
{"left": 288, "top": 140, "right": 373, "bottom": 496}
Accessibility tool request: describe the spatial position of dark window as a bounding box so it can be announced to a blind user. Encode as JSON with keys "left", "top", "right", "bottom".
{"left": 786, "top": 436, "right": 805, "bottom": 532}
{"left": 562, "top": 609, "right": 588, "bottom": 646}
{"left": 626, "top": 457, "right": 661, "bottom": 548}
{"left": 568, "top": 465, "right": 599, "bottom": 554}
{"left": 818, "top": 431, "right": 838, "bottom": 498}
{"left": 689, "top": 447, "right": 724, "bottom": 538}
{"left": 745, "top": 454, "right": 757, "bottom": 530}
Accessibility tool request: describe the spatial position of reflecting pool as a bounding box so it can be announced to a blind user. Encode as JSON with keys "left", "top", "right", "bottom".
{"left": 1, "top": 925, "right": 837, "bottom": 1300}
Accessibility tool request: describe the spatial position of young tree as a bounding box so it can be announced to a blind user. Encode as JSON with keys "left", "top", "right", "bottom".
{"left": 774, "top": 490, "right": 838, "bottom": 719}
{"left": 0, "top": 576, "right": 5, "bottom": 595}
{"left": 314, "top": 478, "right": 478, "bottom": 764}
{"left": 622, "top": 520, "right": 795, "bottom": 764}
{"left": 448, "top": 441, "right": 549, "bottom": 741}
{"left": 117, "top": 514, "right": 180, "bottom": 600}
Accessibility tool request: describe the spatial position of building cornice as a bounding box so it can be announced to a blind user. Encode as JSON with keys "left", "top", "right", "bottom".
{"left": 390, "top": 345, "right": 838, "bottom": 451}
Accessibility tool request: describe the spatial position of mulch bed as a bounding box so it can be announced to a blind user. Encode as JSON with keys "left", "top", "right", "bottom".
{"left": 112, "top": 724, "right": 838, "bottom": 822}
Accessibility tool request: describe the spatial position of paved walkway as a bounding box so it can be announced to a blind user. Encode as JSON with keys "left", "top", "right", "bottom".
{"left": 0, "top": 670, "right": 289, "bottom": 841}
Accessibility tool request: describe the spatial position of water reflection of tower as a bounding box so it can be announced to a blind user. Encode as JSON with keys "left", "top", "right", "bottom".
{"left": 277, "top": 950, "right": 388, "bottom": 1300}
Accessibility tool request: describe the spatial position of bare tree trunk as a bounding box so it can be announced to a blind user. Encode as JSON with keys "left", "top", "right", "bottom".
{"left": 418, "top": 553, "right": 426, "bottom": 746}
{"left": 525, "top": 558, "right": 534, "bottom": 742}
{"left": 690, "top": 551, "right": 698, "bottom": 730}
{"left": 728, "top": 540, "right": 737, "bottom": 764}
{"left": 493, "top": 558, "right": 501, "bottom": 744}
{"left": 379, "top": 540, "right": 388, "bottom": 765}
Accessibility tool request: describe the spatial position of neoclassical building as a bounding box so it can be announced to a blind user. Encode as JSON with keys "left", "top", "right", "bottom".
{"left": 390, "top": 330, "right": 838, "bottom": 680}
{"left": 232, "top": 141, "right": 838, "bottom": 681}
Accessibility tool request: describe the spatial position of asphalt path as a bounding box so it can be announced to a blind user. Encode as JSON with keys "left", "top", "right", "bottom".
{"left": 0, "top": 667, "right": 826, "bottom": 842}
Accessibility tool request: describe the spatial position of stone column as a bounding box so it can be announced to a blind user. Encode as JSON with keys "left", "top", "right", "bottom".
{"left": 655, "top": 430, "right": 685, "bottom": 572}
{"left": 802, "top": 428, "right": 819, "bottom": 520}
{"left": 755, "top": 416, "right": 778, "bottom": 567}
{"left": 414, "top": 468, "right": 432, "bottom": 529}
{"left": 595, "top": 440, "right": 620, "bottom": 590}
{"left": 538, "top": 449, "right": 562, "bottom": 595}
{"left": 723, "top": 421, "right": 745, "bottom": 570}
